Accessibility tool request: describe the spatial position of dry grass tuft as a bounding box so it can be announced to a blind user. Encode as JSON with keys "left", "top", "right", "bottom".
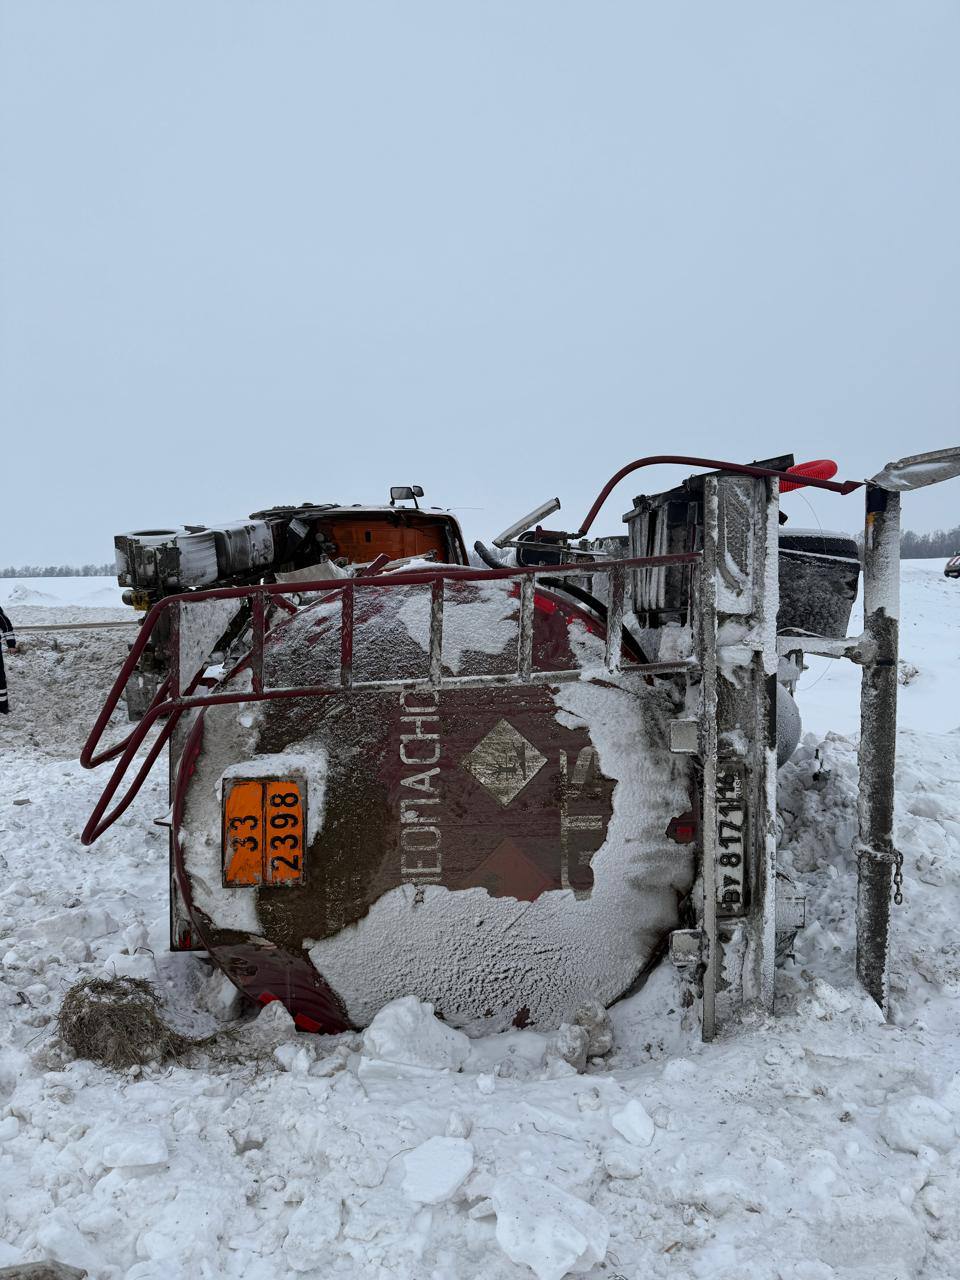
{"left": 57, "top": 975, "right": 209, "bottom": 1070}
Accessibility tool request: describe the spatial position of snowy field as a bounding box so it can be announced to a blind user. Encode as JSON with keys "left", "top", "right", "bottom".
{"left": 0, "top": 576, "right": 126, "bottom": 610}
{"left": 1, "top": 563, "right": 959, "bottom": 1279}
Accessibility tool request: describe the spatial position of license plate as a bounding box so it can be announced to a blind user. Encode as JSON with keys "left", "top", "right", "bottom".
{"left": 715, "top": 765, "right": 746, "bottom": 917}
{"left": 223, "top": 779, "right": 305, "bottom": 887}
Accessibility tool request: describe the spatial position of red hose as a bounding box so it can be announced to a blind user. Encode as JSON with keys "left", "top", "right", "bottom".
{"left": 780, "top": 459, "right": 839, "bottom": 493}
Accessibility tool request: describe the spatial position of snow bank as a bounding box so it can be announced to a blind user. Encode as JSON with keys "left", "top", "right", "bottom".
{"left": 0, "top": 576, "right": 124, "bottom": 607}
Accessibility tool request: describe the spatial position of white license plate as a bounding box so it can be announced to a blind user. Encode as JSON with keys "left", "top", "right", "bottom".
{"left": 715, "top": 766, "right": 746, "bottom": 916}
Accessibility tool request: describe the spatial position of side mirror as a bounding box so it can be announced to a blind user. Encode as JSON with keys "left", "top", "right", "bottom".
{"left": 870, "top": 447, "right": 960, "bottom": 492}
{"left": 390, "top": 485, "right": 424, "bottom": 506}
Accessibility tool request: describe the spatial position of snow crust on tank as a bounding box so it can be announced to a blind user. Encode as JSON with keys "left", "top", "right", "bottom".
{"left": 177, "top": 698, "right": 265, "bottom": 932}
{"left": 398, "top": 578, "right": 518, "bottom": 673}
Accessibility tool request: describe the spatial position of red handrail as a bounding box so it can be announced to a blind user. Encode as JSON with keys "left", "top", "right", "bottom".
{"left": 80, "top": 554, "right": 700, "bottom": 844}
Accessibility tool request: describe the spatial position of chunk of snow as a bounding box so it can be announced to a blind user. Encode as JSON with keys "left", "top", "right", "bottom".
{"left": 610, "top": 1099, "right": 655, "bottom": 1147}
{"left": 29, "top": 906, "right": 119, "bottom": 941}
{"left": 402, "top": 1135, "right": 474, "bottom": 1204}
{"left": 102, "top": 951, "right": 156, "bottom": 980}
{"left": 0, "top": 1240, "right": 22, "bottom": 1266}
{"left": 879, "top": 1095, "right": 955, "bottom": 1154}
{"left": 274, "top": 1042, "right": 315, "bottom": 1074}
{"left": 35, "top": 1210, "right": 101, "bottom": 1272}
{"left": 601, "top": 1138, "right": 645, "bottom": 1179}
{"left": 100, "top": 1125, "right": 169, "bottom": 1168}
{"left": 574, "top": 999, "right": 614, "bottom": 1056}
{"left": 281, "top": 1190, "right": 342, "bottom": 1271}
{"left": 489, "top": 1174, "right": 609, "bottom": 1280}
{"left": 241, "top": 998, "right": 298, "bottom": 1047}
{"left": 361, "top": 996, "right": 469, "bottom": 1071}
{"left": 544, "top": 1022, "right": 589, "bottom": 1073}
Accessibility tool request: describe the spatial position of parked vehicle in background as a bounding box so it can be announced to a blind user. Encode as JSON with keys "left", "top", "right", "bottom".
{"left": 945, "top": 554, "right": 960, "bottom": 579}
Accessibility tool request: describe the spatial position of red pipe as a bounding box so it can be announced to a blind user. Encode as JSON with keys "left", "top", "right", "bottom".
{"left": 576, "top": 455, "right": 861, "bottom": 537}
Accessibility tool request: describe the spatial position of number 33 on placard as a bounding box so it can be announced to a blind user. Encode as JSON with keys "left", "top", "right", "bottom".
{"left": 222, "top": 780, "right": 306, "bottom": 886}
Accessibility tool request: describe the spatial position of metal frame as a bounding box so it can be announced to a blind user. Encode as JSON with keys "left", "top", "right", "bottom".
{"left": 778, "top": 449, "right": 960, "bottom": 1013}
{"left": 779, "top": 488, "right": 904, "bottom": 1010}
{"left": 80, "top": 553, "right": 699, "bottom": 845}
{"left": 695, "top": 473, "right": 780, "bottom": 1039}
{"left": 776, "top": 485, "right": 904, "bottom": 1011}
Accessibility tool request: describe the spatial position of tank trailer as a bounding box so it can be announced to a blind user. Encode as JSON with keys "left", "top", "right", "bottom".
{"left": 82, "top": 449, "right": 960, "bottom": 1041}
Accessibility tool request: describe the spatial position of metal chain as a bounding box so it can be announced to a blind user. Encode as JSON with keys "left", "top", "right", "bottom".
{"left": 893, "top": 849, "right": 904, "bottom": 907}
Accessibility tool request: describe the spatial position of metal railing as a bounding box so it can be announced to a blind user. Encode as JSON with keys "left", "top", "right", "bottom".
{"left": 80, "top": 553, "right": 700, "bottom": 845}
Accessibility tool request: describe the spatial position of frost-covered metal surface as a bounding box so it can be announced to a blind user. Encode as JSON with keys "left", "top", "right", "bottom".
{"left": 855, "top": 487, "right": 902, "bottom": 1010}
{"left": 696, "top": 474, "right": 779, "bottom": 1039}
{"left": 176, "top": 598, "right": 243, "bottom": 695}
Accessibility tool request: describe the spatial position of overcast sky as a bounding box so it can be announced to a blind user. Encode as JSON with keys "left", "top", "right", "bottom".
{"left": 1, "top": 2, "right": 958, "bottom": 565}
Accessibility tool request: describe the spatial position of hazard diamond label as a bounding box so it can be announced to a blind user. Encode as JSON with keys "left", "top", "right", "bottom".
{"left": 460, "top": 718, "right": 548, "bottom": 806}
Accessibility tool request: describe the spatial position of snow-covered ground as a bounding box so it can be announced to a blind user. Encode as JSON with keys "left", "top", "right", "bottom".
{"left": 797, "top": 560, "right": 960, "bottom": 738}
{"left": 1, "top": 563, "right": 959, "bottom": 1279}
{"left": 0, "top": 576, "right": 126, "bottom": 610}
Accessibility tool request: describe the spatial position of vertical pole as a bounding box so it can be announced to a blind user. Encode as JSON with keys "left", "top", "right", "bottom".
{"left": 517, "top": 575, "right": 535, "bottom": 681}
{"left": 340, "top": 584, "right": 354, "bottom": 690}
{"left": 167, "top": 603, "right": 181, "bottom": 699}
{"left": 429, "top": 579, "right": 445, "bottom": 687}
{"left": 251, "top": 593, "right": 265, "bottom": 696}
{"left": 856, "top": 486, "right": 901, "bottom": 1011}
{"left": 699, "top": 478, "right": 720, "bottom": 1041}
{"left": 753, "top": 476, "right": 780, "bottom": 1017}
{"left": 604, "top": 563, "right": 625, "bottom": 674}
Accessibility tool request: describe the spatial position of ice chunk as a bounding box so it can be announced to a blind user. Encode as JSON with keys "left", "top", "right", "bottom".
{"left": 361, "top": 996, "right": 470, "bottom": 1071}
{"left": 101, "top": 1124, "right": 169, "bottom": 1168}
{"left": 402, "top": 1135, "right": 474, "bottom": 1204}
{"left": 34, "top": 1211, "right": 100, "bottom": 1273}
{"left": 199, "top": 968, "right": 242, "bottom": 1021}
{"left": 281, "top": 1189, "right": 342, "bottom": 1271}
{"left": 610, "top": 1099, "right": 655, "bottom": 1147}
{"left": 489, "top": 1174, "right": 609, "bottom": 1280}
{"left": 544, "top": 1023, "right": 589, "bottom": 1073}
{"left": 29, "top": 906, "right": 119, "bottom": 942}
{"left": 601, "top": 1138, "right": 645, "bottom": 1179}
{"left": 575, "top": 999, "right": 614, "bottom": 1057}
{"left": 274, "top": 1042, "right": 315, "bottom": 1074}
{"left": 879, "top": 1095, "right": 955, "bottom": 1154}
{"left": 241, "top": 998, "right": 298, "bottom": 1048}
{"left": 102, "top": 951, "right": 156, "bottom": 981}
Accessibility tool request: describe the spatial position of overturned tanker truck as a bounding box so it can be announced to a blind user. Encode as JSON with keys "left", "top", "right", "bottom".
{"left": 81, "top": 448, "right": 960, "bottom": 1041}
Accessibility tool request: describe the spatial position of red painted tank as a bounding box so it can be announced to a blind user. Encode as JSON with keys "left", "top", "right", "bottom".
{"left": 172, "top": 576, "right": 694, "bottom": 1034}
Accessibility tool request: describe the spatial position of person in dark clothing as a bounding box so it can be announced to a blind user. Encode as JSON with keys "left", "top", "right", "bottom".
{"left": 0, "top": 606, "right": 16, "bottom": 714}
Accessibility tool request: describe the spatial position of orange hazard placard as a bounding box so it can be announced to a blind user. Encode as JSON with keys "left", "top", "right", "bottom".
{"left": 223, "top": 779, "right": 305, "bottom": 887}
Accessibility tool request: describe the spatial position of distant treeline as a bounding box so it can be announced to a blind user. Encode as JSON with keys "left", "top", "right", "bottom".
{"left": 0, "top": 564, "right": 115, "bottom": 578}
{"left": 899, "top": 526, "right": 960, "bottom": 559}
